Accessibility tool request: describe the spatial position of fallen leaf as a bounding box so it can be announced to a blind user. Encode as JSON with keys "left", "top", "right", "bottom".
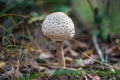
{"left": 0, "top": 61, "right": 5, "bottom": 68}
{"left": 39, "top": 51, "right": 54, "bottom": 60}
{"left": 69, "top": 49, "right": 79, "bottom": 57}
{"left": 65, "top": 57, "right": 74, "bottom": 64}
{"left": 1, "top": 67, "right": 23, "bottom": 79}
{"left": 84, "top": 58, "right": 95, "bottom": 65}
{"left": 72, "top": 39, "right": 87, "bottom": 49}
{"left": 86, "top": 74, "right": 101, "bottom": 80}
{"left": 29, "top": 59, "right": 46, "bottom": 71}
{"left": 75, "top": 59, "right": 85, "bottom": 67}
{"left": 81, "top": 50, "right": 94, "bottom": 59}
{"left": 44, "top": 69, "right": 55, "bottom": 78}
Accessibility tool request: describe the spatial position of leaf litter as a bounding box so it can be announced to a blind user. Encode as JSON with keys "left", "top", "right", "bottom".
{"left": 0, "top": 23, "right": 120, "bottom": 80}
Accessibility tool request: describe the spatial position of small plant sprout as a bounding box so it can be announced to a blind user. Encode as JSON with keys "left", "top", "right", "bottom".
{"left": 42, "top": 12, "right": 75, "bottom": 68}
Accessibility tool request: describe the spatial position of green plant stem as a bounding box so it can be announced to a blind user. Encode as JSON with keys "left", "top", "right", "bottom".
{"left": 53, "top": 68, "right": 120, "bottom": 76}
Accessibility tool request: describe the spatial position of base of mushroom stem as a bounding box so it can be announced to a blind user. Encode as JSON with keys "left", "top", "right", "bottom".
{"left": 50, "top": 63, "right": 66, "bottom": 69}
{"left": 58, "top": 65, "right": 66, "bottom": 68}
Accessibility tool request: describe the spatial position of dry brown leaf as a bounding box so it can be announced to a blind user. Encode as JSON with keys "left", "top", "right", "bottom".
{"left": 72, "top": 39, "right": 87, "bottom": 49}
{"left": 0, "top": 61, "right": 5, "bottom": 68}
{"left": 29, "top": 59, "right": 46, "bottom": 71}
{"left": 69, "top": 49, "right": 79, "bottom": 57}
{"left": 113, "top": 63, "right": 120, "bottom": 70}
{"left": 81, "top": 50, "right": 94, "bottom": 59}
{"left": 64, "top": 46, "right": 72, "bottom": 53}
{"left": 86, "top": 74, "right": 101, "bottom": 80}
{"left": 65, "top": 57, "right": 74, "bottom": 64}
{"left": 107, "top": 44, "right": 120, "bottom": 53}
{"left": 39, "top": 51, "right": 54, "bottom": 60}
{"left": 1, "top": 68, "right": 22, "bottom": 79}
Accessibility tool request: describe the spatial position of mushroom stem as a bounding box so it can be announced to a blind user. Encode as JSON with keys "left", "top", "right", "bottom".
{"left": 56, "top": 41, "right": 65, "bottom": 68}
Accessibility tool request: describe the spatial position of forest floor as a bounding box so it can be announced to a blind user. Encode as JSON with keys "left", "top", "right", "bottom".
{"left": 0, "top": 22, "right": 120, "bottom": 80}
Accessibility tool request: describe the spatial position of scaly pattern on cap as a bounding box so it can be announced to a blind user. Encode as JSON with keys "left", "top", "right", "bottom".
{"left": 42, "top": 12, "right": 75, "bottom": 41}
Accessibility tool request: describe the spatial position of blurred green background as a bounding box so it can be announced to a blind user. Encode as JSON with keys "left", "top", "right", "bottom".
{"left": 0, "top": 0, "right": 120, "bottom": 41}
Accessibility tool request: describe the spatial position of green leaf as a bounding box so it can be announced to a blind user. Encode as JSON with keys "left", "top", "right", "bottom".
{"left": 53, "top": 69, "right": 81, "bottom": 76}
{"left": 49, "top": 4, "right": 70, "bottom": 13}
{"left": 91, "top": 30, "right": 100, "bottom": 36}
{"left": 0, "top": 3, "right": 18, "bottom": 17}
{"left": 72, "top": 0, "right": 94, "bottom": 23}
{"left": 18, "top": 73, "right": 44, "bottom": 80}
{"left": 53, "top": 69, "right": 120, "bottom": 77}
{"left": 101, "top": 31, "right": 109, "bottom": 41}
{"left": 30, "top": 12, "right": 39, "bottom": 17}
{"left": 101, "top": 1, "right": 120, "bottom": 35}
{"left": 28, "top": 14, "right": 45, "bottom": 24}
{"left": 44, "top": 0, "right": 68, "bottom": 3}
{"left": 75, "top": 59, "right": 85, "bottom": 67}
{"left": 59, "top": 6, "right": 71, "bottom": 14}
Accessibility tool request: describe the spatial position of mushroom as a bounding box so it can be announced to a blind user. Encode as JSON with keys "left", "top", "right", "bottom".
{"left": 42, "top": 12, "right": 75, "bottom": 68}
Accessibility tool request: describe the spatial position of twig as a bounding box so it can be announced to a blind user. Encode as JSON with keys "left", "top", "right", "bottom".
{"left": 92, "top": 35, "right": 104, "bottom": 62}
{"left": 0, "top": 13, "right": 31, "bottom": 18}
{"left": 0, "top": 24, "right": 10, "bottom": 33}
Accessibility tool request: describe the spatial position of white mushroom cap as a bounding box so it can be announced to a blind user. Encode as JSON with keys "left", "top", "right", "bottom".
{"left": 42, "top": 12, "right": 75, "bottom": 41}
